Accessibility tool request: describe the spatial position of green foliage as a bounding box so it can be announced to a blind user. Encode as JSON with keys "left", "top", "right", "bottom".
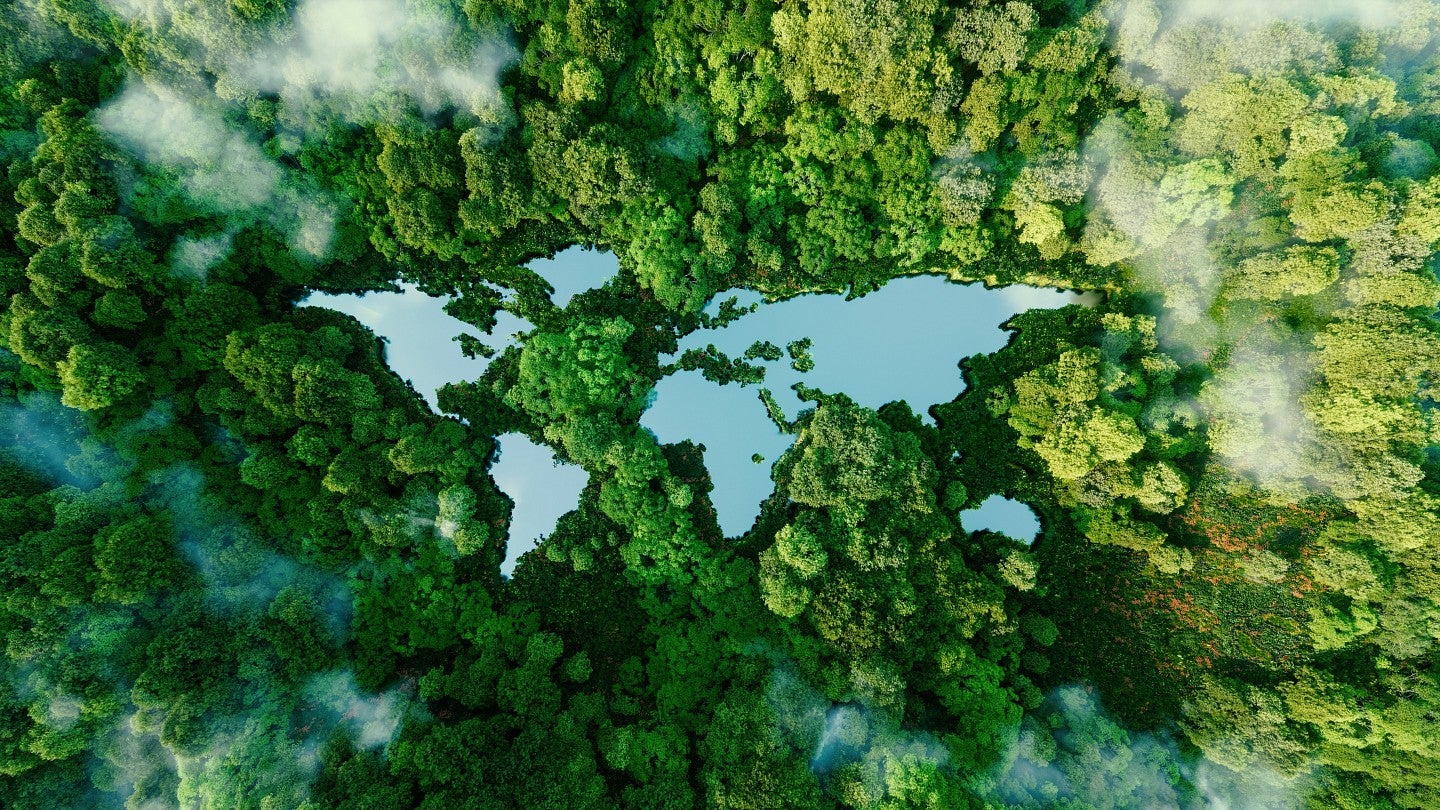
{"left": 2, "top": 1, "right": 1440, "bottom": 807}
{"left": 672, "top": 344, "right": 767, "bottom": 386}
{"left": 786, "top": 337, "right": 814, "bottom": 372}
{"left": 55, "top": 340, "right": 143, "bottom": 411}
{"left": 506, "top": 315, "right": 648, "bottom": 424}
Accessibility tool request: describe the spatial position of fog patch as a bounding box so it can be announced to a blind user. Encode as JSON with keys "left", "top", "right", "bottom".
{"left": 1161, "top": 0, "right": 1408, "bottom": 31}
{"left": 181, "top": 527, "right": 352, "bottom": 639}
{"left": 148, "top": 458, "right": 353, "bottom": 637}
{"left": 96, "top": 83, "right": 281, "bottom": 208}
{"left": 104, "top": 0, "right": 165, "bottom": 19}
{"left": 93, "top": 713, "right": 181, "bottom": 810}
{"left": 168, "top": 230, "right": 236, "bottom": 280}
{"left": 156, "top": 668, "right": 408, "bottom": 808}
{"left": 0, "top": 388, "right": 93, "bottom": 486}
{"left": 0, "top": 391, "right": 393, "bottom": 807}
{"left": 1077, "top": 1, "right": 1426, "bottom": 496}
{"left": 10, "top": 665, "right": 84, "bottom": 734}
{"left": 228, "top": 0, "right": 519, "bottom": 128}
{"left": 293, "top": 198, "right": 338, "bottom": 259}
{"left": 1198, "top": 342, "right": 1321, "bottom": 501}
{"left": 95, "top": 81, "right": 337, "bottom": 261}
{"left": 655, "top": 103, "right": 712, "bottom": 162}
{"left": 982, "top": 685, "right": 1312, "bottom": 809}
{"left": 932, "top": 145, "right": 1000, "bottom": 224}
{"left": 765, "top": 666, "right": 951, "bottom": 805}
{"left": 304, "top": 669, "right": 408, "bottom": 750}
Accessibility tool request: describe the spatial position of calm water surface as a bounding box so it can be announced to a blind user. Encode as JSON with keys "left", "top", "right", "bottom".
{"left": 303, "top": 247, "right": 613, "bottom": 571}
{"left": 642, "top": 277, "right": 1085, "bottom": 538}
{"left": 961, "top": 495, "right": 1041, "bottom": 545}
{"left": 307, "top": 254, "right": 1070, "bottom": 563}
{"left": 491, "top": 433, "right": 588, "bottom": 575}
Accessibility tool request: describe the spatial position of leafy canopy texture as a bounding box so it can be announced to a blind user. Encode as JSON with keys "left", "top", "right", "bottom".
{"left": 0, "top": 0, "right": 1439, "bottom": 807}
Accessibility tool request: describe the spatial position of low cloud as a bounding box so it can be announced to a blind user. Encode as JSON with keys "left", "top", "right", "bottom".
{"left": 96, "top": 81, "right": 338, "bottom": 262}
{"left": 232, "top": 0, "right": 519, "bottom": 126}
{"left": 0, "top": 388, "right": 93, "bottom": 486}
{"left": 95, "top": 83, "right": 282, "bottom": 210}
{"left": 168, "top": 230, "right": 236, "bottom": 280}
{"left": 99, "top": 0, "right": 520, "bottom": 128}
{"left": 984, "top": 685, "right": 1312, "bottom": 809}
{"left": 1074, "top": 0, "right": 1433, "bottom": 497}
{"left": 305, "top": 669, "right": 408, "bottom": 751}
{"left": 93, "top": 0, "right": 523, "bottom": 266}
{"left": 1198, "top": 341, "right": 1321, "bottom": 501}
{"left": 764, "top": 666, "right": 950, "bottom": 804}
{"left": 1163, "top": 0, "right": 1408, "bottom": 30}
{"left": 93, "top": 713, "right": 181, "bottom": 810}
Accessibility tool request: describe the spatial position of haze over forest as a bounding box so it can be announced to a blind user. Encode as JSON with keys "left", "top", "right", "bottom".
{"left": 2, "top": 0, "right": 1440, "bottom": 808}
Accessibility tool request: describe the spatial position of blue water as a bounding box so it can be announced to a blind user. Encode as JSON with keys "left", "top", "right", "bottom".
{"left": 491, "top": 433, "right": 588, "bottom": 575}
{"left": 302, "top": 283, "right": 530, "bottom": 409}
{"left": 528, "top": 247, "right": 619, "bottom": 307}
{"left": 302, "top": 246, "right": 617, "bottom": 408}
{"left": 641, "top": 278, "right": 1085, "bottom": 537}
{"left": 960, "top": 495, "right": 1041, "bottom": 544}
{"left": 303, "top": 245, "right": 613, "bottom": 572}
{"left": 307, "top": 256, "right": 1073, "bottom": 557}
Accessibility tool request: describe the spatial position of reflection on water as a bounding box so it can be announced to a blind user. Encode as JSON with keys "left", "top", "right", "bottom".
{"left": 307, "top": 257, "right": 1073, "bottom": 553}
{"left": 305, "top": 283, "right": 532, "bottom": 408}
{"left": 304, "top": 246, "right": 614, "bottom": 574}
{"left": 528, "top": 246, "right": 619, "bottom": 307}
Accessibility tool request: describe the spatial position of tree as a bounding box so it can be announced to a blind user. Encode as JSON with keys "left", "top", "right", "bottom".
{"left": 1224, "top": 246, "right": 1339, "bottom": 300}
{"left": 505, "top": 316, "right": 649, "bottom": 428}
{"left": 92, "top": 513, "right": 183, "bottom": 604}
{"left": 1177, "top": 74, "right": 1309, "bottom": 179}
{"left": 770, "top": 0, "right": 956, "bottom": 143}
{"left": 56, "top": 341, "right": 144, "bottom": 411}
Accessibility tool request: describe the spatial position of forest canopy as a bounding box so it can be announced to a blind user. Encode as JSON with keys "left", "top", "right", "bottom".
{"left": 2, "top": 0, "right": 1440, "bottom": 807}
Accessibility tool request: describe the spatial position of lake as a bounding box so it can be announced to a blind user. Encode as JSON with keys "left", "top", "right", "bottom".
{"left": 641, "top": 277, "right": 1086, "bottom": 538}
{"left": 302, "top": 247, "right": 618, "bottom": 408}
{"left": 491, "top": 433, "right": 588, "bottom": 575}
{"left": 306, "top": 252, "right": 1072, "bottom": 567}
{"left": 303, "top": 247, "right": 615, "bottom": 574}
{"left": 960, "top": 495, "right": 1041, "bottom": 545}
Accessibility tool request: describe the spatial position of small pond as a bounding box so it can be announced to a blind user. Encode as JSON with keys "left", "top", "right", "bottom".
{"left": 960, "top": 495, "right": 1041, "bottom": 545}
{"left": 528, "top": 247, "right": 619, "bottom": 307}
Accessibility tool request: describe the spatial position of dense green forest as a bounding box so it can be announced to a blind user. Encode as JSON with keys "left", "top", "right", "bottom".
{"left": 1, "top": 0, "right": 1439, "bottom": 806}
